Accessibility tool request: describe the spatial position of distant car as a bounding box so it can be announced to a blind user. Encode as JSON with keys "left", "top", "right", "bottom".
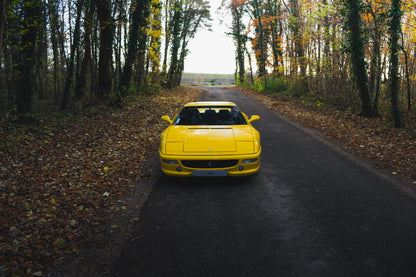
{"left": 159, "top": 101, "right": 261, "bottom": 177}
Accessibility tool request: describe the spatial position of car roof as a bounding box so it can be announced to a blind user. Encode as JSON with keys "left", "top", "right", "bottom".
{"left": 184, "top": 101, "right": 237, "bottom": 107}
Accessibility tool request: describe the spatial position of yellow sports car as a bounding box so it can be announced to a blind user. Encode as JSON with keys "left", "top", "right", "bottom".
{"left": 159, "top": 101, "right": 261, "bottom": 177}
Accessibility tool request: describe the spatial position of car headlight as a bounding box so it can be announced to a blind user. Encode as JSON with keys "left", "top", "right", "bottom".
{"left": 160, "top": 132, "right": 166, "bottom": 154}
{"left": 241, "top": 158, "right": 258, "bottom": 164}
{"left": 162, "top": 159, "right": 179, "bottom": 165}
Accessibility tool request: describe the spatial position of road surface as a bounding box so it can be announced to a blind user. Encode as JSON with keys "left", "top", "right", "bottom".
{"left": 111, "top": 86, "right": 416, "bottom": 276}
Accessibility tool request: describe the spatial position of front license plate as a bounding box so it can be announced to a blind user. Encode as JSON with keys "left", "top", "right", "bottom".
{"left": 193, "top": 170, "right": 227, "bottom": 177}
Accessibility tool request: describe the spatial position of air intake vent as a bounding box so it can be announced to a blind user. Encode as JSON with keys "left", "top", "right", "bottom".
{"left": 181, "top": 160, "right": 239, "bottom": 169}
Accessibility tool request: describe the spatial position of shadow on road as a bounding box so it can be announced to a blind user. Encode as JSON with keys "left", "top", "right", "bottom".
{"left": 156, "top": 174, "right": 258, "bottom": 188}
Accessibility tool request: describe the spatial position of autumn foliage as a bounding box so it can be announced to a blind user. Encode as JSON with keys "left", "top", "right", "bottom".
{"left": 225, "top": 0, "right": 416, "bottom": 126}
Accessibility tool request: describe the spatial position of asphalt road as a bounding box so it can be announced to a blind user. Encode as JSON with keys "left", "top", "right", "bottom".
{"left": 111, "top": 87, "right": 416, "bottom": 276}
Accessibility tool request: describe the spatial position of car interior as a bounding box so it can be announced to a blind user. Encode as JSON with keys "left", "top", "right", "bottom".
{"left": 174, "top": 106, "right": 246, "bottom": 125}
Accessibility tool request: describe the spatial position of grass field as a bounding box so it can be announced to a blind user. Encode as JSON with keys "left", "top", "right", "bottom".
{"left": 181, "top": 73, "right": 235, "bottom": 85}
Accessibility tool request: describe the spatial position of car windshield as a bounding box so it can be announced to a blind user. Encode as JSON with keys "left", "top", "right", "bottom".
{"left": 173, "top": 106, "right": 247, "bottom": 125}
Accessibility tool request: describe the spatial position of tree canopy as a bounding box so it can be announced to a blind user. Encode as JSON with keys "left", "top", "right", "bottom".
{"left": 0, "top": 0, "right": 211, "bottom": 113}
{"left": 223, "top": 0, "right": 416, "bottom": 127}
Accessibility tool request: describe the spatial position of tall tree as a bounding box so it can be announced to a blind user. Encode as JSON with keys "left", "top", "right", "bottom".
{"left": 344, "top": 0, "right": 375, "bottom": 117}
{"left": 48, "top": 0, "right": 66, "bottom": 102}
{"left": 388, "top": 0, "right": 403, "bottom": 128}
{"left": 114, "top": 0, "right": 128, "bottom": 84}
{"left": 0, "top": 0, "right": 5, "bottom": 56}
{"left": 116, "top": 0, "right": 150, "bottom": 105}
{"left": 61, "top": 0, "right": 85, "bottom": 110}
{"left": 162, "top": 0, "right": 170, "bottom": 74}
{"left": 251, "top": 0, "right": 267, "bottom": 80}
{"left": 230, "top": 0, "right": 247, "bottom": 84}
{"left": 96, "top": 0, "right": 115, "bottom": 98}
{"left": 289, "top": 0, "right": 305, "bottom": 77}
{"left": 147, "top": 0, "right": 162, "bottom": 92}
{"left": 267, "top": 0, "right": 283, "bottom": 75}
{"left": 15, "top": 0, "right": 43, "bottom": 113}
{"left": 75, "top": 0, "right": 95, "bottom": 99}
{"left": 367, "top": 3, "right": 384, "bottom": 115}
{"left": 166, "top": 0, "right": 183, "bottom": 88}
{"left": 136, "top": 1, "right": 151, "bottom": 91}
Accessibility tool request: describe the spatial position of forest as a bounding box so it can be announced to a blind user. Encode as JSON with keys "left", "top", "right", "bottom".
{"left": 1, "top": 0, "right": 415, "bottom": 128}
{"left": 227, "top": 0, "right": 416, "bottom": 128}
{"left": 0, "top": 0, "right": 211, "bottom": 113}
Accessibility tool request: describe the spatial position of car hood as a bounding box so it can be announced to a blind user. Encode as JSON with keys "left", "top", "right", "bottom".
{"left": 164, "top": 125, "right": 256, "bottom": 155}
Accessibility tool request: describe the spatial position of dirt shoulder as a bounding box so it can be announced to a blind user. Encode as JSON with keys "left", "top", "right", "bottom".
{"left": 233, "top": 86, "right": 416, "bottom": 186}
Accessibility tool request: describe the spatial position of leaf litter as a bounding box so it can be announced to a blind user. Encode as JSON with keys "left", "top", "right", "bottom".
{"left": 0, "top": 86, "right": 201, "bottom": 276}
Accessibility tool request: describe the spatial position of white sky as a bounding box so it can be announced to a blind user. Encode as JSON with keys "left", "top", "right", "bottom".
{"left": 184, "top": 0, "right": 236, "bottom": 74}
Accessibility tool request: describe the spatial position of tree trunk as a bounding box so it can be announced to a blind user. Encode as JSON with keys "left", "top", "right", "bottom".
{"left": 136, "top": 23, "right": 148, "bottom": 91}
{"left": 389, "top": 0, "right": 402, "bottom": 128}
{"left": 253, "top": 0, "right": 266, "bottom": 83}
{"left": 0, "top": 0, "right": 5, "bottom": 56}
{"left": 400, "top": 32, "right": 412, "bottom": 111}
{"left": 231, "top": 3, "right": 246, "bottom": 83}
{"left": 75, "top": 0, "right": 95, "bottom": 99}
{"left": 61, "top": 0, "right": 84, "bottom": 110}
{"left": 48, "top": 0, "right": 61, "bottom": 102}
{"left": 176, "top": 34, "right": 189, "bottom": 87}
{"left": 162, "top": 0, "right": 170, "bottom": 74}
{"left": 345, "top": 0, "right": 375, "bottom": 117}
{"left": 116, "top": 0, "right": 150, "bottom": 105}
{"left": 289, "top": 0, "right": 307, "bottom": 92}
{"left": 269, "top": 4, "right": 283, "bottom": 75}
{"left": 245, "top": 44, "right": 254, "bottom": 84}
{"left": 369, "top": 32, "right": 381, "bottom": 115}
{"left": 36, "top": 11, "right": 48, "bottom": 100}
{"left": 114, "top": 0, "right": 126, "bottom": 86}
{"left": 15, "top": 0, "right": 42, "bottom": 113}
{"left": 96, "top": 0, "right": 115, "bottom": 98}
{"left": 167, "top": 1, "right": 182, "bottom": 89}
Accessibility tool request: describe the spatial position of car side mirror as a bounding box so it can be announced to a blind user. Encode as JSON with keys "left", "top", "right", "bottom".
{"left": 161, "top": 115, "right": 173, "bottom": 124}
{"left": 248, "top": 115, "right": 260, "bottom": 123}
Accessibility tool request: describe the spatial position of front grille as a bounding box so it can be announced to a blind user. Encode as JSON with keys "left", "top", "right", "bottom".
{"left": 181, "top": 160, "right": 239, "bottom": 169}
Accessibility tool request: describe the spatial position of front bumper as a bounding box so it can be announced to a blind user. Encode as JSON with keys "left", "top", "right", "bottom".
{"left": 159, "top": 148, "right": 261, "bottom": 177}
